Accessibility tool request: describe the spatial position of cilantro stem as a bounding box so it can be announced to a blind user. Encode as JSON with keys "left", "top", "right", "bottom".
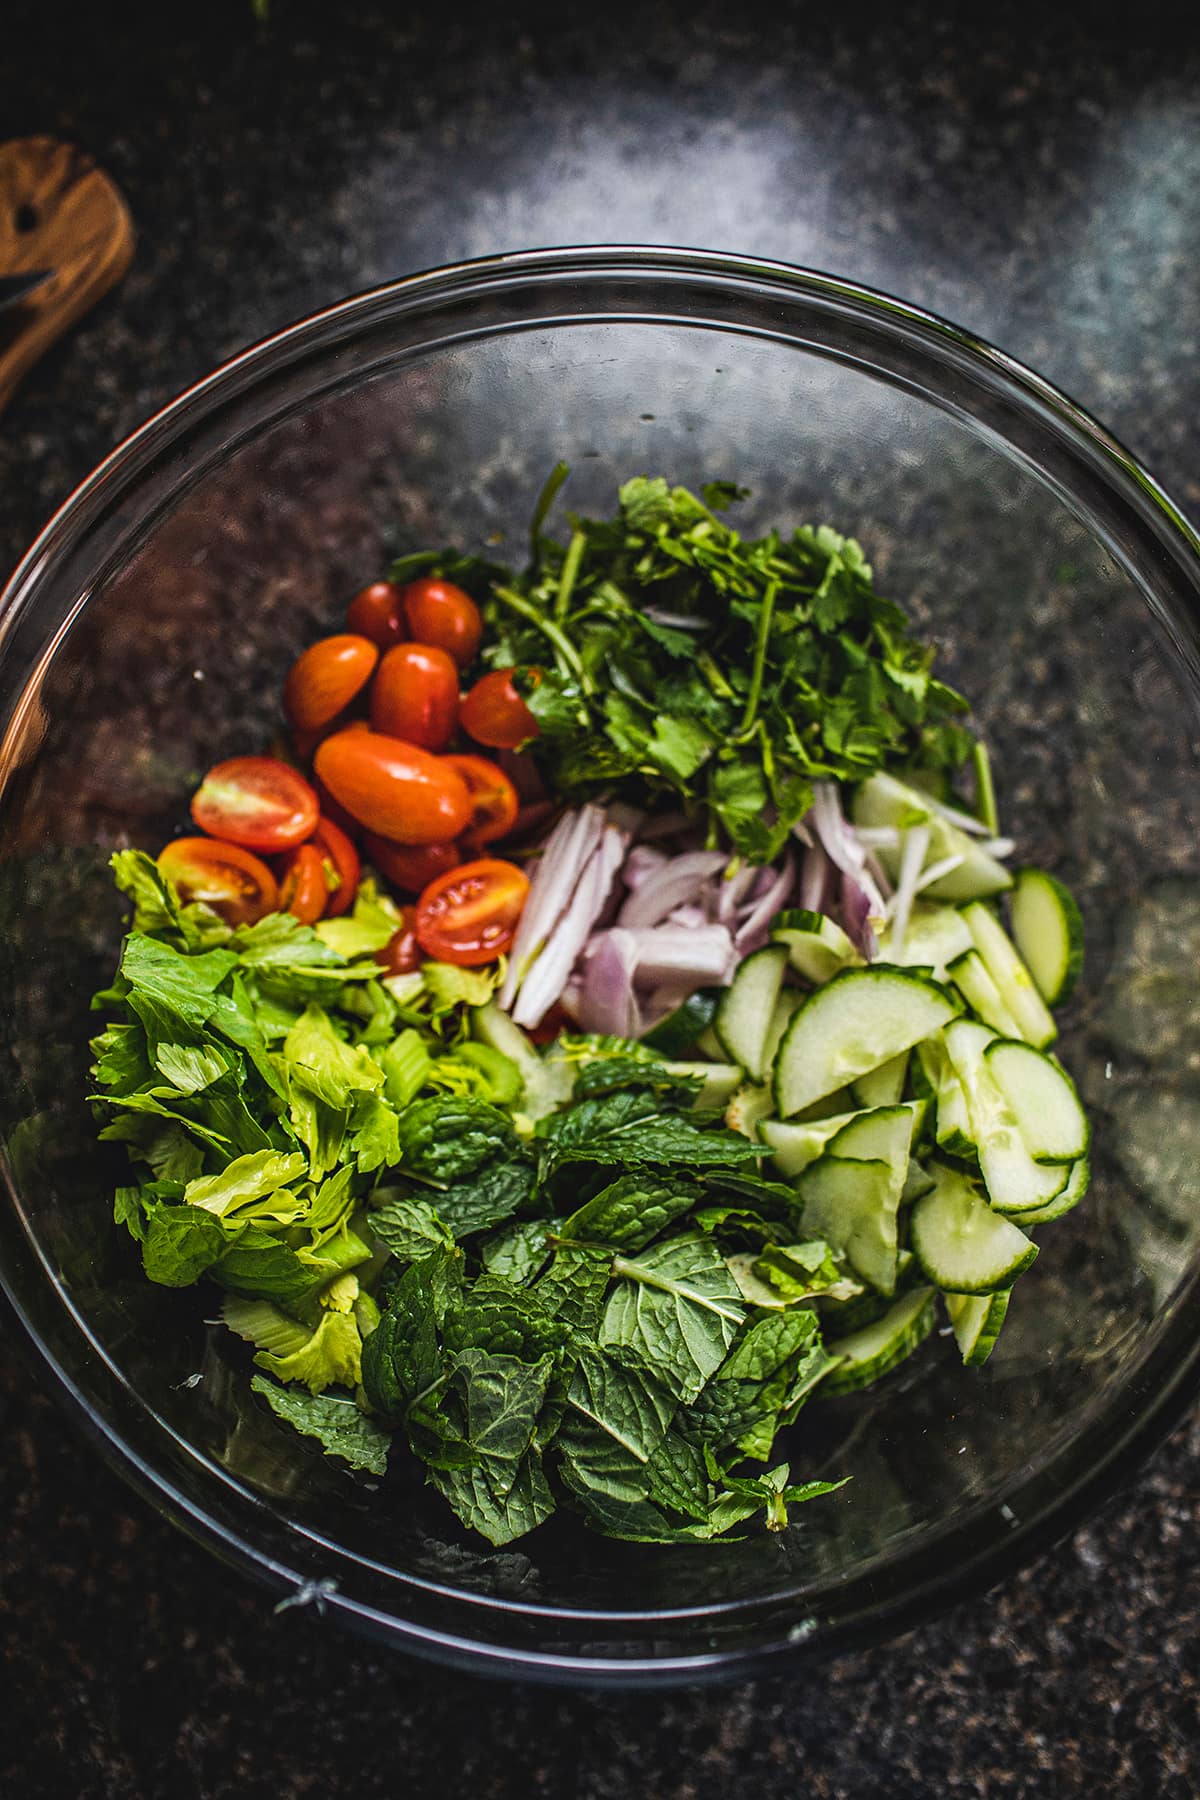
{"left": 555, "top": 529, "right": 588, "bottom": 621}
{"left": 734, "top": 580, "right": 778, "bottom": 739}
{"left": 491, "top": 584, "right": 593, "bottom": 693}
{"left": 528, "top": 460, "right": 570, "bottom": 567}
{"left": 696, "top": 651, "right": 735, "bottom": 700}
{"left": 972, "top": 738, "right": 999, "bottom": 835}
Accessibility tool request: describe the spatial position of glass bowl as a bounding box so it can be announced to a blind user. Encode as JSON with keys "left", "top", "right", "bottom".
{"left": 2, "top": 248, "right": 1199, "bottom": 1687}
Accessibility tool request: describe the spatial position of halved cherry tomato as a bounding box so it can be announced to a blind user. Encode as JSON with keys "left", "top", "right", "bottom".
{"left": 459, "top": 668, "right": 540, "bottom": 750}
{"left": 158, "top": 837, "right": 278, "bottom": 926}
{"left": 401, "top": 577, "right": 483, "bottom": 668}
{"left": 308, "top": 815, "right": 360, "bottom": 917}
{"left": 441, "top": 753, "right": 519, "bottom": 848}
{"left": 284, "top": 634, "right": 379, "bottom": 733}
{"left": 277, "top": 842, "right": 329, "bottom": 924}
{"left": 346, "top": 580, "right": 408, "bottom": 648}
{"left": 529, "top": 1000, "right": 571, "bottom": 1046}
{"left": 414, "top": 858, "right": 530, "bottom": 966}
{"left": 191, "top": 756, "right": 319, "bottom": 852}
{"left": 369, "top": 642, "right": 459, "bottom": 751}
{"left": 377, "top": 909, "right": 422, "bottom": 976}
{"left": 364, "top": 833, "right": 460, "bottom": 895}
{"left": 313, "top": 728, "right": 472, "bottom": 844}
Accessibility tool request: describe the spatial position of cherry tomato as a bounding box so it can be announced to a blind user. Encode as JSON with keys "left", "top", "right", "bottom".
{"left": 529, "top": 1000, "right": 571, "bottom": 1046}
{"left": 414, "top": 858, "right": 530, "bottom": 965}
{"left": 308, "top": 815, "right": 360, "bottom": 917}
{"left": 364, "top": 833, "right": 461, "bottom": 894}
{"left": 283, "top": 634, "right": 379, "bottom": 733}
{"left": 191, "top": 755, "right": 319, "bottom": 852}
{"left": 377, "top": 910, "right": 422, "bottom": 976}
{"left": 369, "top": 642, "right": 459, "bottom": 751}
{"left": 277, "top": 842, "right": 329, "bottom": 924}
{"left": 313, "top": 728, "right": 472, "bottom": 844}
{"left": 441, "top": 753, "right": 519, "bottom": 848}
{"left": 158, "top": 837, "right": 279, "bottom": 926}
{"left": 401, "top": 577, "right": 483, "bottom": 668}
{"left": 459, "top": 668, "right": 540, "bottom": 750}
{"left": 346, "top": 580, "right": 408, "bottom": 648}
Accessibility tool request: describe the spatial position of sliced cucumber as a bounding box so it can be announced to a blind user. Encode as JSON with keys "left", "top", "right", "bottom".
{"left": 773, "top": 966, "right": 960, "bottom": 1119}
{"left": 918, "top": 1038, "right": 976, "bottom": 1160}
{"left": 791, "top": 1087, "right": 858, "bottom": 1122}
{"left": 695, "top": 1023, "right": 724, "bottom": 1060}
{"left": 664, "top": 1060, "right": 743, "bottom": 1111}
{"left": 852, "top": 1050, "right": 910, "bottom": 1110}
{"left": 770, "top": 909, "right": 861, "bottom": 985}
{"left": 823, "top": 1287, "right": 937, "bottom": 1394}
{"left": 725, "top": 1082, "right": 775, "bottom": 1140}
{"left": 961, "top": 902, "right": 1057, "bottom": 1050}
{"left": 715, "top": 945, "right": 788, "bottom": 1083}
{"left": 642, "top": 987, "right": 721, "bottom": 1058}
{"left": 948, "top": 949, "right": 1024, "bottom": 1039}
{"left": 759, "top": 1110, "right": 865, "bottom": 1178}
{"left": 943, "top": 1019, "right": 1068, "bottom": 1213}
{"left": 764, "top": 988, "right": 804, "bottom": 1070}
{"left": 827, "top": 1103, "right": 919, "bottom": 1169}
{"left": 901, "top": 1157, "right": 936, "bottom": 1204}
{"left": 984, "top": 1039, "right": 1090, "bottom": 1165}
{"left": 797, "top": 1154, "right": 905, "bottom": 1294}
{"left": 875, "top": 902, "right": 974, "bottom": 976}
{"left": 910, "top": 1164, "right": 1039, "bottom": 1293}
{"left": 1015, "top": 1156, "right": 1090, "bottom": 1227}
{"left": 1010, "top": 868, "right": 1084, "bottom": 1006}
{"left": 944, "top": 1288, "right": 1010, "bottom": 1366}
{"left": 852, "top": 773, "right": 1013, "bottom": 902}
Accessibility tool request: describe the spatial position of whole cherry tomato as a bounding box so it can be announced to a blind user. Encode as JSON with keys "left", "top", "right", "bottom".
{"left": 441, "top": 753, "right": 519, "bottom": 847}
{"left": 158, "top": 837, "right": 279, "bottom": 926}
{"left": 401, "top": 577, "right": 483, "bottom": 668}
{"left": 308, "top": 815, "right": 360, "bottom": 917}
{"left": 459, "top": 668, "right": 540, "bottom": 750}
{"left": 277, "top": 842, "right": 329, "bottom": 924}
{"left": 414, "top": 858, "right": 530, "bottom": 965}
{"left": 191, "top": 756, "right": 319, "bottom": 852}
{"left": 313, "top": 728, "right": 472, "bottom": 844}
{"left": 346, "top": 580, "right": 408, "bottom": 648}
{"left": 364, "top": 833, "right": 460, "bottom": 894}
{"left": 369, "top": 642, "right": 459, "bottom": 751}
{"left": 377, "top": 909, "right": 422, "bottom": 976}
{"left": 283, "top": 634, "right": 379, "bottom": 734}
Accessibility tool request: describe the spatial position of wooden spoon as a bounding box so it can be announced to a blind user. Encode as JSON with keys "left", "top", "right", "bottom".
{"left": 0, "top": 136, "right": 134, "bottom": 415}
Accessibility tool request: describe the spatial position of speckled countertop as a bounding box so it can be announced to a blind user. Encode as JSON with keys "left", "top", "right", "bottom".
{"left": 2, "top": 3, "right": 1200, "bottom": 1795}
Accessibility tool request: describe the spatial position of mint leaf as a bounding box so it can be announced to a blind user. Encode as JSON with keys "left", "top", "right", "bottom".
{"left": 251, "top": 1375, "right": 391, "bottom": 1476}
{"left": 369, "top": 1190, "right": 455, "bottom": 1262}
{"left": 601, "top": 1233, "right": 746, "bottom": 1400}
{"left": 558, "top": 1173, "right": 698, "bottom": 1251}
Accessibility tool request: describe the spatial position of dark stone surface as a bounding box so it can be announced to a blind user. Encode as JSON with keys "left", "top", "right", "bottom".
{"left": 2, "top": 2, "right": 1199, "bottom": 1794}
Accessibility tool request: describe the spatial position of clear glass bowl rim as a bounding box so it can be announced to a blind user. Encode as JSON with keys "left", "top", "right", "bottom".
{"left": 3, "top": 244, "right": 1200, "bottom": 1686}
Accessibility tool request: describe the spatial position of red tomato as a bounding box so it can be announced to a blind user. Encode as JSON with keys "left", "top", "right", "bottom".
{"left": 414, "top": 858, "right": 530, "bottom": 966}
{"left": 529, "top": 1000, "right": 571, "bottom": 1046}
{"left": 313, "top": 728, "right": 472, "bottom": 844}
{"left": 158, "top": 837, "right": 278, "bottom": 926}
{"left": 346, "top": 580, "right": 408, "bottom": 648}
{"left": 308, "top": 815, "right": 360, "bottom": 917}
{"left": 277, "top": 842, "right": 329, "bottom": 924}
{"left": 369, "top": 642, "right": 459, "bottom": 751}
{"left": 283, "top": 634, "right": 379, "bottom": 733}
{"left": 459, "top": 668, "right": 540, "bottom": 750}
{"left": 401, "top": 577, "right": 483, "bottom": 668}
{"left": 364, "top": 833, "right": 460, "bottom": 894}
{"left": 377, "top": 910, "right": 422, "bottom": 976}
{"left": 441, "top": 754, "right": 520, "bottom": 847}
{"left": 191, "top": 756, "right": 319, "bottom": 852}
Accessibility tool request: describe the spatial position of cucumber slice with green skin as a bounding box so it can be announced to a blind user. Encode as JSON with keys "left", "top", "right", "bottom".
{"left": 852, "top": 773, "right": 1013, "bottom": 902}
{"left": 1010, "top": 868, "right": 1084, "bottom": 1006}
{"left": 715, "top": 945, "right": 789, "bottom": 1082}
{"left": 853, "top": 1050, "right": 910, "bottom": 1110}
{"left": 943, "top": 1019, "right": 1068, "bottom": 1213}
{"left": 901, "top": 1158, "right": 936, "bottom": 1205}
{"left": 771, "top": 910, "right": 861, "bottom": 984}
{"left": 961, "top": 902, "right": 1057, "bottom": 1050}
{"left": 1015, "top": 1156, "right": 1090, "bottom": 1227}
{"left": 764, "top": 988, "right": 804, "bottom": 1070}
{"left": 827, "top": 1103, "right": 920, "bottom": 1168}
{"left": 797, "top": 1154, "right": 905, "bottom": 1294}
{"left": 791, "top": 1087, "right": 858, "bottom": 1122}
{"left": 876, "top": 903, "right": 974, "bottom": 977}
{"left": 725, "top": 1082, "right": 775, "bottom": 1140}
{"left": 911, "top": 1164, "right": 1039, "bottom": 1293}
{"left": 773, "top": 966, "right": 961, "bottom": 1119}
{"left": 664, "top": 1061, "right": 743, "bottom": 1111}
{"left": 945, "top": 1288, "right": 1010, "bottom": 1366}
{"left": 759, "top": 1110, "right": 866, "bottom": 1177}
{"left": 823, "top": 1287, "right": 937, "bottom": 1394}
{"left": 948, "top": 949, "right": 1024, "bottom": 1039}
{"left": 918, "top": 1038, "right": 976, "bottom": 1160}
{"left": 695, "top": 1023, "right": 724, "bottom": 1060}
{"left": 984, "top": 1039, "right": 1090, "bottom": 1164}
{"left": 641, "top": 987, "right": 721, "bottom": 1058}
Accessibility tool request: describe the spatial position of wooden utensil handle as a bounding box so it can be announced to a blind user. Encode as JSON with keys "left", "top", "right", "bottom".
{"left": 0, "top": 136, "right": 134, "bottom": 416}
